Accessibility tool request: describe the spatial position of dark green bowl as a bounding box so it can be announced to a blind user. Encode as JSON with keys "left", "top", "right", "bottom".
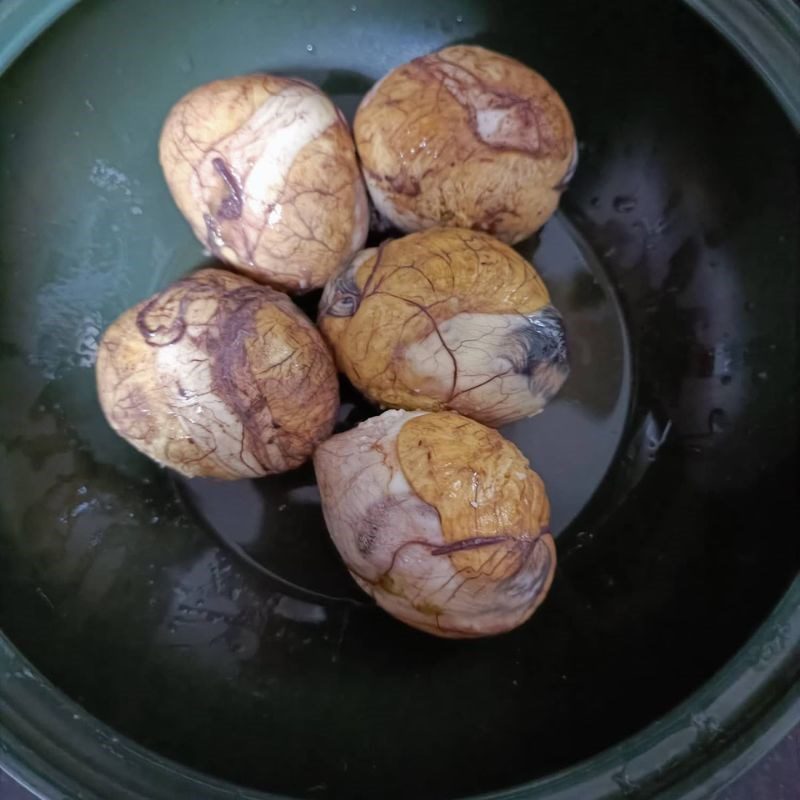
{"left": 0, "top": 1, "right": 798, "bottom": 799}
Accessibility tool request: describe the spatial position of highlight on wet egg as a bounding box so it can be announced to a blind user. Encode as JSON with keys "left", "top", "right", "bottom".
{"left": 96, "top": 268, "right": 339, "bottom": 479}
{"left": 314, "top": 409, "right": 556, "bottom": 638}
{"left": 354, "top": 45, "right": 577, "bottom": 244}
{"left": 159, "top": 74, "right": 369, "bottom": 292}
{"left": 319, "top": 227, "right": 569, "bottom": 427}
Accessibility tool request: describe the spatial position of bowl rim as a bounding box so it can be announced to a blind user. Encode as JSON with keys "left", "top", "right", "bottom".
{"left": 0, "top": 1, "right": 798, "bottom": 798}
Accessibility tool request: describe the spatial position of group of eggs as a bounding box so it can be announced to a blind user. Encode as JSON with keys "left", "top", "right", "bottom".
{"left": 96, "top": 45, "right": 576, "bottom": 637}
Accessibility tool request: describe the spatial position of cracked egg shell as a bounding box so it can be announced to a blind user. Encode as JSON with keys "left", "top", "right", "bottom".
{"left": 314, "top": 409, "right": 555, "bottom": 638}
{"left": 96, "top": 268, "right": 339, "bottom": 479}
{"left": 319, "top": 227, "right": 569, "bottom": 427}
{"left": 354, "top": 45, "right": 577, "bottom": 244}
{"left": 159, "top": 74, "right": 369, "bottom": 293}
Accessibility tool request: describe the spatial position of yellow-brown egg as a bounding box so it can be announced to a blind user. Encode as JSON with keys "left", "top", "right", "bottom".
{"left": 319, "top": 227, "right": 568, "bottom": 427}
{"left": 159, "top": 75, "right": 369, "bottom": 292}
{"left": 314, "top": 409, "right": 555, "bottom": 638}
{"left": 355, "top": 45, "right": 576, "bottom": 244}
{"left": 96, "top": 268, "right": 339, "bottom": 478}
